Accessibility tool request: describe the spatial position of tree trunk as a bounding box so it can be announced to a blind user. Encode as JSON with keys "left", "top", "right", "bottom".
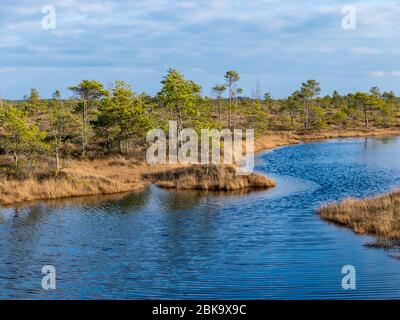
{"left": 219, "top": 98, "right": 222, "bottom": 122}
{"left": 290, "top": 110, "right": 295, "bottom": 127}
{"left": 55, "top": 150, "right": 60, "bottom": 175}
{"left": 13, "top": 152, "right": 18, "bottom": 166}
{"left": 82, "top": 99, "right": 88, "bottom": 156}
{"left": 54, "top": 131, "right": 61, "bottom": 174}
{"left": 304, "top": 103, "right": 309, "bottom": 129}
{"left": 233, "top": 96, "right": 238, "bottom": 129}
{"left": 107, "top": 135, "right": 112, "bottom": 151}
{"left": 304, "top": 105, "right": 307, "bottom": 129}
{"left": 228, "top": 86, "right": 233, "bottom": 128}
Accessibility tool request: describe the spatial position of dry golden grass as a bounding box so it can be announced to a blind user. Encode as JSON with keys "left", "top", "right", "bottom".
{"left": 0, "top": 156, "right": 185, "bottom": 205}
{"left": 254, "top": 132, "right": 299, "bottom": 153}
{"left": 0, "top": 157, "right": 274, "bottom": 205}
{"left": 0, "top": 157, "right": 145, "bottom": 205}
{"left": 144, "top": 164, "right": 276, "bottom": 191}
{"left": 299, "top": 128, "right": 400, "bottom": 141}
{"left": 318, "top": 190, "right": 400, "bottom": 239}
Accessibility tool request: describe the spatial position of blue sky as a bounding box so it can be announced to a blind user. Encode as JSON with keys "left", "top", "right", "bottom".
{"left": 1, "top": 0, "right": 400, "bottom": 99}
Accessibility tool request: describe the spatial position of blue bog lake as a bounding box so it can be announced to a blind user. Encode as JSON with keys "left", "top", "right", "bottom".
{"left": 1, "top": 137, "right": 400, "bottom": 299}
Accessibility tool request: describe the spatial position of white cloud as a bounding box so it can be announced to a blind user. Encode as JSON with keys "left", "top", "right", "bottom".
{"left": 2, "top": 0, "right": 400, "bottom": 98}
{"left": 370, "top": 71, "right": 385, "bottom": 77}
{"left": 351, "top": 47, "right": 381, "bottom": 55}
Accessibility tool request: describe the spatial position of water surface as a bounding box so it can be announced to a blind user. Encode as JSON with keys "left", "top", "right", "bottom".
{"left": 1, "top": 137, "right": 400, "bottom": 299}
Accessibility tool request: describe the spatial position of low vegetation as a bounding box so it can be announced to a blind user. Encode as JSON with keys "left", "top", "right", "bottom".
{"left": 145, "top": 164, "right": 276, "bottom": 191}
{"left": 0, "top": 157, "right": 145, "bottom": 205}
{"left": 318, "top": 190, "right": 400, "bottom": 240}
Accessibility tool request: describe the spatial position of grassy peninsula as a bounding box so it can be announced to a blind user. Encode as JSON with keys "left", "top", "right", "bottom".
{"left": 319, "top": 190, "right": 400, "bottom": 242}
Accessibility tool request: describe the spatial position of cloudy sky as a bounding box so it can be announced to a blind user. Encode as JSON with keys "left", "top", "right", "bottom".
{"left": 0, "top": 0, "right": 400, "bottom": 99}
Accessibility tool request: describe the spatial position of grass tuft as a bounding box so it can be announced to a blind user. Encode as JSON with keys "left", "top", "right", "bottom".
{"left": 318, "top": 190, "right": 400, "bottom": 240}
{"left": 145, "top": 164, "right": 276, "bottom": 191}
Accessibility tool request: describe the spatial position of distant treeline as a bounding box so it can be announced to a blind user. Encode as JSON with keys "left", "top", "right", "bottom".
{"left": 0, "top": 68, "right": 399, "bottom": 177}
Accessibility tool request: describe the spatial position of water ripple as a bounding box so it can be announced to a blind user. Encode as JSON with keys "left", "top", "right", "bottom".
{"left": 1, "top": 137, "right": 400, "bottom": 299}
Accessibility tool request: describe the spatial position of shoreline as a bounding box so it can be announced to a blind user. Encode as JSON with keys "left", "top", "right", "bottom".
{"left": 253, "top": 127, "right": 400, "bottom": 153}
{"left": 318, "top": 190, "right": 400, "bottom": 244}
{"left": 1, "top": 127, "right": 400, "bottom": 206}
